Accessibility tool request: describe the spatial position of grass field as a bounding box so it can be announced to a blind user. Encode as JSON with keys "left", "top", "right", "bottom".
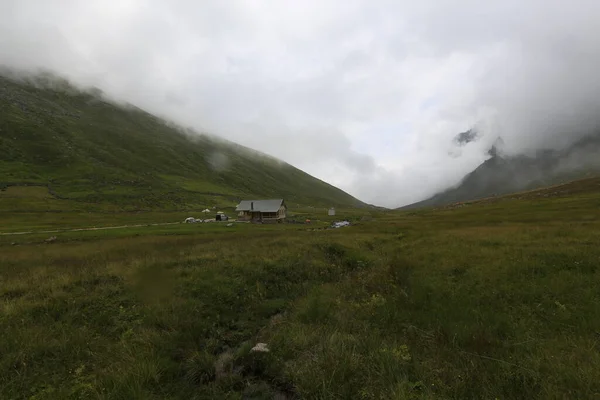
{"left": 2, "top": 179, "right": 600, "bottom": 399}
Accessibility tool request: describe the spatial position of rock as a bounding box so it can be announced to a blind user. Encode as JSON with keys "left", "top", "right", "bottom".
{"left": 45, "top": 236, "right": 57, "bottom": 243}
{"left": 226, "top": 223, "right": 233, "bottom": 227}
{"left": 250, "top": 343, "right": 269, "bottom": 353}
{"left": 269, "top": 312, "right": 285, "bottom": 327}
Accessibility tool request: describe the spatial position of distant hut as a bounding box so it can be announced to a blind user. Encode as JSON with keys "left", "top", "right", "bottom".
{"left": 328, "top": 207, "right": 336, "bottom": 216}
{"left": 235, "top": 199, "right": 287, "bottom": 223}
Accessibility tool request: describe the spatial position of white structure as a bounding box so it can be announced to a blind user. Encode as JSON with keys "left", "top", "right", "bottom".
{"left": 328, "top": 207, "right": 336, "bottom": 216}
{"left": 332, "top": 220, "right": 350, "bottom": 228}
{"left": 251, "top": 343, "right": 270, "bottom": 353}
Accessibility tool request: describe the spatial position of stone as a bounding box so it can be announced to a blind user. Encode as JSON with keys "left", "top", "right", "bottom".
{"left": 250, "top": 343, "right": 269, "bottom": 353}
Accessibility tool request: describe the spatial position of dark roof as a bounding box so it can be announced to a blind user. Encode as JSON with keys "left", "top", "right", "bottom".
{"left": 236, "top": 199, "right": 285, "bottom": 212}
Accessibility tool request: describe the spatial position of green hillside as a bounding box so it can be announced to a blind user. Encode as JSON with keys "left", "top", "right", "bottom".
{"left": 0, "top": 72, "right": 365, "bottom": 211}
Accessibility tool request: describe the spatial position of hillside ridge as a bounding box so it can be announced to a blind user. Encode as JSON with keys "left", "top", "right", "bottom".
{"left": 401, "top": 131, "right": 600, "bottom": 209}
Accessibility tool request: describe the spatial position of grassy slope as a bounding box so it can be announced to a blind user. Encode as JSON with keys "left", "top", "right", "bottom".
{"left": 0, "top": 73, "right": 365, "bottom": 211}
{"left": 1, "top": 178, "right": 599, "bottom": 399}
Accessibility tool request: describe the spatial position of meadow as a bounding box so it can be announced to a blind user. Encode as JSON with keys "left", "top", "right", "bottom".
{"left": 1, "top": 180, "right": 600, "bottom": 399}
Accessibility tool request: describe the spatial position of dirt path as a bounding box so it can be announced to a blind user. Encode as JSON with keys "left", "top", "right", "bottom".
{"left": 0, "top": 222, "right": 181, "bottom": 236}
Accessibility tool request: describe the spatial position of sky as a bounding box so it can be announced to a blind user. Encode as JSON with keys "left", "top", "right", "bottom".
{"left": 2, "top": 0, "right": 600, "bottom": 207}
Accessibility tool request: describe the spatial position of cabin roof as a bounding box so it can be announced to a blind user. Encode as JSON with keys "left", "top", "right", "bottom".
{"left": 235, "top": 199, "right": 285, "bottom": 212}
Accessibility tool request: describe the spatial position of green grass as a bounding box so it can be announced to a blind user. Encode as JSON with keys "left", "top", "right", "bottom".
{"left": 1, "top": 179, "right": 600, "bottom": 399}
{"left": 0, "top": 71, "right": 366, "bottom": 210}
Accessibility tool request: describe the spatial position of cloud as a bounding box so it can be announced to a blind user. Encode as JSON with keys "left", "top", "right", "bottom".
{"left": 1, "top": 0, "right": 600, "bottom": 207}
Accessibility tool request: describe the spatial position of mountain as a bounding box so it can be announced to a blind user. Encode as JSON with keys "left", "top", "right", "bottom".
{"left": 402, "top": 132, "right": 600, "bottom": 209}
{"left": 0, "top": 72, "right": 366, "bottom": 210}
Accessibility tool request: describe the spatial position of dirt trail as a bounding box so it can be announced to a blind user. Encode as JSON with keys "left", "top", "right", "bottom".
{"left": 0, "top": 222, "right": 180, "bottom": 236}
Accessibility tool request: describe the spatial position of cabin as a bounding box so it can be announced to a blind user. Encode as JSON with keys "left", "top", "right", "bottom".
{"left": 235, "top": 199, "right": 287, "bottom": 223}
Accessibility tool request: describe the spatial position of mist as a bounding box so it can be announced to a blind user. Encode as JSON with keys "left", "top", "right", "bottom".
{"left": 1, "top": 0, "right": 600, "bottom": 207}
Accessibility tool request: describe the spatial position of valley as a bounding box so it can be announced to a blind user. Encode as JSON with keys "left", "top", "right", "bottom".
{"left": 2, "top": 72, "right": 600, "bottom": 399}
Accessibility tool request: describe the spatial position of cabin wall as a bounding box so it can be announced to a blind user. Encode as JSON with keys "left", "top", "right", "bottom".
{"left": 238, "top": 211, "right": 252, "bottom": 221}
{"left": 261, "top": 212, "right": 278, "bottom": 220}
{"left": 278, "top": 206, "right": 286, "bottom": 219}
{"left": 236, "top": 202, "right": 287, "bottom": 222}
{"left": 251, "top": 212, "right": 261, "bottom": 221}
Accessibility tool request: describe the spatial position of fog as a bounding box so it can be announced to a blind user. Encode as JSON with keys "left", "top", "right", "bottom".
{"left": 2, "top": 0, "right": 600, "bottom": 207}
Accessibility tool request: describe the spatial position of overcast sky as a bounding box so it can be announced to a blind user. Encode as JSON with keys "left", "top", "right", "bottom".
{"left": 2, "top": 0, "right": 600, "bottom": 207}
